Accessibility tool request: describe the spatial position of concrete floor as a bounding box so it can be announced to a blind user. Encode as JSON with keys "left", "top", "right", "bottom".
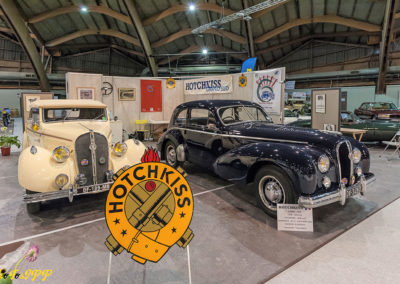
{"left": 0, "top": 144, "right": 399, "bottom": 283}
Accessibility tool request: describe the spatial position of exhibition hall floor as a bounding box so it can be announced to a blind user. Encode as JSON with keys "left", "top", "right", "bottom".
{"left": 0, "top": 146, "right": 399, "bottom": 283}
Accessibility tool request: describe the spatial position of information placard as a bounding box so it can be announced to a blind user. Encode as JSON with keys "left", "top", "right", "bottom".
{"left": 277, "top": 204, "right": 313, "bottom": 232}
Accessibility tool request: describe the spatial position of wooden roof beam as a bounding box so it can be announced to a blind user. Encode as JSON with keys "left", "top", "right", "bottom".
{"left": 45, "top": 29, "right": 141, "bottom": 47}
{"left": 151, "top": 28, "right": 247, "bottom": 49}
{"left": 255, "top": 15, "right": 382, "bottom": 44}
{"left": 142, "top": 3, "right": 236, "bottom": 26}
{"left": 0, "top": 0, "right": 50, "bottom": 91}
{"left": 29, "top": 4, "right": 131, "bottom": 25}
{"left": 122, "top": 0, "right": 157, "bottom": 76}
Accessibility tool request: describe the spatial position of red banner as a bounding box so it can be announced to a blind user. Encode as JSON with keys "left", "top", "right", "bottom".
{"left": 141, "top": 80, "right": 162, "bottom": 112}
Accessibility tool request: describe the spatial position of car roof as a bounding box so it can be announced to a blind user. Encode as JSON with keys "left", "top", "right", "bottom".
{"left": 177, "top": 100, "right": 259, "bottom": 110}
{"left": 31, "top": 99, "right": 107, "bottom": 108}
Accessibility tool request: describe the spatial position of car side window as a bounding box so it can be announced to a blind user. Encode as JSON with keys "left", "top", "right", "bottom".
{"left": 174, "top": 108, "right": 187, "bottom": 126}
{"left": 189, "top": 108, "right": 216, "bottom": 129}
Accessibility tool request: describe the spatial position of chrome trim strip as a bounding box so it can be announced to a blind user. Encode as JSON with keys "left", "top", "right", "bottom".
{"left": 298, "top": 174, "right": 374, "bottom": 209}
{"left": 23, "top": 182, "right": 113, "bottom": 204}
{"left": 169, "top": 127, "right": 309, "bottom": 145}
{"left": 335, "top": 140, "right": 353, "bottom": 182}
{"left": 89, "top": 131, "right": 98, "bottom": 185}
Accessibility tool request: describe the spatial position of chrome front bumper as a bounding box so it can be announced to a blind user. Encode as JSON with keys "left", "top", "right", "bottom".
{"left": 298, "top": 173, "right": 376, "bottom": 209}
{"left": 23, "top": 182, "right": 113, "bottom": 204}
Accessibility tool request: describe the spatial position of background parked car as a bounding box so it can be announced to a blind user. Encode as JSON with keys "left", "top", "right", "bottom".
{"left": 354, "top": 102, "right": 400, "bottom": 119}
{"left": 289, "top": 111, "right": 400, "bottom": 142}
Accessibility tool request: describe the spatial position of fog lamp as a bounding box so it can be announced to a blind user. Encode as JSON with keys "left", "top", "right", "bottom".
{"left": 355, "top": 167, "right": 362, "bottom": 177}
{"left": 322, "top": 176, "right": 331, "bottom": 189}
{"left": 113, "top": 142, "right": 127, "bottom": 156}
{"left": 317, "top": 155, "right": 330, "bottom": 173}
{"left": 52, "top": 146, "right": 70, "bottom": 163}
{"left": 76, "top": 173, "right": 87, "bottom": 186}
{"left": 55, "top": 174, "right": 69, "bottom": 188}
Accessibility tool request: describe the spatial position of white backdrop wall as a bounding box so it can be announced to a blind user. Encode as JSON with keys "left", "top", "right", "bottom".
{"left": 66, "top": 70, "right": 285, "bottom": 133}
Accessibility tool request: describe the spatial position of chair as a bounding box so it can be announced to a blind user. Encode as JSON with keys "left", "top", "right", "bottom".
{"left": 380, "top": 130, "right": 400, "bottom": 160}
{"left": 135, "top": 120, "right": 149, "bottom": 141}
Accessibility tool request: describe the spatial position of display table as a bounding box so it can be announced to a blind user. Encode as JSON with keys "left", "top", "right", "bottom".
{"left": 147, "top": 120, "right": 170, "bottom": 139}
{"left": 341, "top": 128, "right": 367, "bottom": 141}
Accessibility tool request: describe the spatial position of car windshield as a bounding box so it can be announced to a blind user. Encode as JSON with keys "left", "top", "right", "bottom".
{"left": 341, "top": 112, "right": 361, "bottom": 123}
{"left": 43, "top": 108, "right": 107, "bottom": 122}
{"left": 369, "top": 102, "right": 397, "bottom": 110}
{"left": 218, "top": 105, "right": 270, "bottom": 125}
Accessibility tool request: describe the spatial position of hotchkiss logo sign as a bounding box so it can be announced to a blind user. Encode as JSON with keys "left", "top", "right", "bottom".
{"left": 105, "top": 148, "right": 194, "bottom": 264}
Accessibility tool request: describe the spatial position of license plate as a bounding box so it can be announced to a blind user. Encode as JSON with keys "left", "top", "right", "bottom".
{"left": 78, "top": 183, "right": 110, "bottom": 194}
{"left": 346, "top": 183, "right": 362, "bottom": 198}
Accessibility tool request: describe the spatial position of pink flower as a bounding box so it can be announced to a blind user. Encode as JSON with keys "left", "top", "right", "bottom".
{"left": 25, "top": 245, "right": 39, "bottom": 262}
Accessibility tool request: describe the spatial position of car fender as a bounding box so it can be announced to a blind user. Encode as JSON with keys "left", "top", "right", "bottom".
{"left": 18, "top": 146, "right": 76, "bottom": 193}
{"left": 213, "top": 142, "right": 328, "bottom": 195}
{"left": 110, "top": 139, "right": 147, "bottom": 171}
{"left": 158, "top": 129, "right": 185, "bottom": 160}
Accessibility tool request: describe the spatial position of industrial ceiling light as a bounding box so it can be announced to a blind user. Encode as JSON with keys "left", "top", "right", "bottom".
{"left": 188, "top": 3, "right": 196, "bottom": 11}
{"left": 202, "top": 48, "right": 208, "bottom": 55}
{"left": 80, "top": 6, "right": 88, "bottom": 13}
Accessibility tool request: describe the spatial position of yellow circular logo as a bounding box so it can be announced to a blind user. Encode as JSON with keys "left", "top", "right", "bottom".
{"left": 105, "top": 155, "right": 194, "bottom": 264}
{"left": 239, "top": 74, "right": 247, "bottom": 87}
{"left": 166, "top": 77, "right": 176, "bottom": 89}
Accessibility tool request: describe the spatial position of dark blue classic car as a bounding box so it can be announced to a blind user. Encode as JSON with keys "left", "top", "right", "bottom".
{"left": 157, "top": 100, "right": 376, "bottom": 217}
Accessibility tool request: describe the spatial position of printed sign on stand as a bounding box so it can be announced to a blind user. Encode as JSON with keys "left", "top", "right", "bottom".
{"left": 253, "top": 69, "right": 283, "bottom": 115}
{"left": 184, "top": 75, "right": 233, "bottom": 95}
{"left": 277, "top": 204, "right": 313, "bottom": 232}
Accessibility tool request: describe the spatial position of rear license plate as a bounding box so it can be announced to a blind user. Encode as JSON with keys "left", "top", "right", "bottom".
{"left": 78, "top": 183, "right": 110, "bottom": 194}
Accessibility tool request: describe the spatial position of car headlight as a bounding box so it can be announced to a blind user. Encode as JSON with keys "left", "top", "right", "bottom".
{"left": 52, "top": 146, "right": 70, "bottom": 163}
{"left": 317, "top": 155, "right": 330, "bottom": 173}
{"left": 113, "top": 142, "right": 127, "bottom": 156}
{"left": 32, "top": 122, "right": 40, "bottom": 132}
{"left": 353, "top": 148, "right": 361, "bottom": 164}
{"left": 55, "top": 174, "right": 69, "bottom": 188}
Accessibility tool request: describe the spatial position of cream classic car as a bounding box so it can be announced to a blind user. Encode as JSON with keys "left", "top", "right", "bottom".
{"left": 19, "top": 99, "right": 146, "bottom": 213}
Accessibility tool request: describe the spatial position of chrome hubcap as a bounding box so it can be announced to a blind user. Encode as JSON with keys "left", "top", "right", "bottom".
{"left": 166, "top": 145, "right": 177, "bottom": 166}
{"left": 258, "top": 176, "right": 285, "bottom": 211}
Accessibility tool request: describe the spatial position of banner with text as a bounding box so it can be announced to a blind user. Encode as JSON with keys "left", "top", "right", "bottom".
{"left": 184, "top": 75, "right": 233, "bottom": 95}
{"left": 253, "top": 69, "right": 283, "bottom": 115}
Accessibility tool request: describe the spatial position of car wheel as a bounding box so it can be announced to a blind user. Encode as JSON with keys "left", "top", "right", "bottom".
{"left": 254, "top": 166, "right": 296, "bottom": 218}
{"left": 164, "top": 141, "right": 182, "bottom": 168}
{"left": 26, "top": 189, "right": 40, "bottom": 213}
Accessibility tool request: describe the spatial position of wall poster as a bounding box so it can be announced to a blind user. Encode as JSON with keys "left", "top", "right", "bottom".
{"left": 253, "top": 69, "right": 283, "bottom": 115}
{"left": 77, "top": 87, "right": 95, "bottom": 100}
{"left": 140, "top": 80, "right": 162, "bottom": 112}
{"left": 118, "top": 88, "right": 136, "bottom": 101}
{"left": 315, "top": 94, "right": 326, "bottom": 113}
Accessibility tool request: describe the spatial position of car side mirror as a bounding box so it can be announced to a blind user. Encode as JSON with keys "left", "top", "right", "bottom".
{"left": 114, "top": 116, "right": 118, "bottom": 121}
{"left": 296, "top": 113, "right": 299, "bottom": 118}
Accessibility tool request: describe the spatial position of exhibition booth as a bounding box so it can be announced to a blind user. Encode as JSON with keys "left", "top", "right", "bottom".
{"left": 64, "top": 68, "right": 286, "bottom": 134}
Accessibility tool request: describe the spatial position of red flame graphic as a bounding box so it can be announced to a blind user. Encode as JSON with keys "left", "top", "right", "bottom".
{"left": 141, "top": 147, "right": 160, "bottom": 163}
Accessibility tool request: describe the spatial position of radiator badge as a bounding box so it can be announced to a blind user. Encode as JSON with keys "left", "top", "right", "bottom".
{"left": 104, "top": 148, "right": 194, "bottom": 264}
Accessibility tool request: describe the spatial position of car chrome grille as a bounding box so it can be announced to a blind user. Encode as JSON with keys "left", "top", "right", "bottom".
{"left": 336, "top": 140, "right": 353, "bottom": 185}
{"left": 75, "top": 132, "right": 109, "bottom": 185}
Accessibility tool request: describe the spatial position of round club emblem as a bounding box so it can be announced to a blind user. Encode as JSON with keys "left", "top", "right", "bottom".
{"left": 166, "top": 77, "right": 176, "bottom": 89}
{"left": 238, "top": 74, "right": 247, "bottom": 87}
